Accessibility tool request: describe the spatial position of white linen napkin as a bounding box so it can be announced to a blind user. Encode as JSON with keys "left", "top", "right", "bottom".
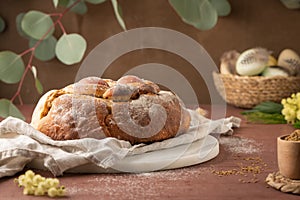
{"left": 0, "top": 110, "right": 240, "bottom": 178}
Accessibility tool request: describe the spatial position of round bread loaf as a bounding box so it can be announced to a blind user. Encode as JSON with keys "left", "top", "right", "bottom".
{"left": 31, "top": 75, "right": 191, "bottom": 145}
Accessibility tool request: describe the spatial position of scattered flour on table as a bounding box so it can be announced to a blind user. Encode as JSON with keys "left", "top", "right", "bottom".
{"left": 218, "top": 136, "right": 261, "bottom": 154}
{"left": 67, "top": 167, "right": 212, "bottom": 198}
{"left": 66, "top": 136, "right": 261, "bottom": 198}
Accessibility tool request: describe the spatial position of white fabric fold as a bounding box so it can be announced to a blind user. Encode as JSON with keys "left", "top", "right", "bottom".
{"left": 0, "top": 110, "right": 240, "bottom": 178}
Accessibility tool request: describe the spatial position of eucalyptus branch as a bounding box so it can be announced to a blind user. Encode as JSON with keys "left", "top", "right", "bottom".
{"left": 11, "top": 53, "right": 34, "bottom": 103}
{"left": 10, "top": 0, "right": 81, "bottom": 104}
{"left": 57, "top": 20, "right": 67, "bottom": 34}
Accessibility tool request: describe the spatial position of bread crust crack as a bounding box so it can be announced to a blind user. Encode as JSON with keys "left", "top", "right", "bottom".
{"left": 31, "top": 75, "right": 191, "bottom": 144}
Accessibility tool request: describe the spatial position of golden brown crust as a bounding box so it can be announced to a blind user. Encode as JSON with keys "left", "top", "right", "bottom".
{"left": 39, "top": 89, "right": 67, "bottom": 119}
{"left": 31, "top": 90, "right": 58, "bottom": 129}
{"left": 104, "top": 91, "right": 190, "bottom": 144}
{"left": 62, "top": 77, "right": 110, "bottom": 98}
{"left": 31, "top": 75, "right": 191, "bottom": 144}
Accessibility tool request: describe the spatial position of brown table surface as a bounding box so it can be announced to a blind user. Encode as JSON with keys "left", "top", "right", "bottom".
{"left": 0, "top": 104, "right": 299, "bottom": 200}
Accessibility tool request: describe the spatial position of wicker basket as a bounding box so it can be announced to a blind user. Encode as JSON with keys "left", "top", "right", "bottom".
{"left": 213, "top": 72, "right": 300, "bottom": 108}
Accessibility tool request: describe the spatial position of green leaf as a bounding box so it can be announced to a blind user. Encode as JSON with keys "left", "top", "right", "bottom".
{"left": 85, "top": 0, "right": 106, "bottom": 4}
{"left": 29, "top": 36, "right": 57, "bottom": 61}
{"left": 242, "top": 101, "right": 283, "bottom": 114}
{"left": 53, "top": 0, "right": 59, "bottom": 7}
{"left": 0, "top": 99, "right": 25, "bottom": 120}
{"left": 0, "top": 16, "right": 5, "bottom": 33}
{"left": 16, "top": 13, "right": 31, "bottom": 39}
{"left": 111, "top": 0, "right": 127, "bottom": 31}
{"left": 209, "top": 0, "right": 231, "bottom": 16}
{"left": 169, "top": 0, "right": 218, "bottom": 30}
{"left": 55, "top": 33, "right": 87, "bottom": 65}
{"left": 0, "top": 51, "right": 25, "bottom": 84}
{"left": 68, "top": 0, "right": 88, "bottom": 15}
{"left": 21, "top": 10, "right": 54, "bottom": 40}
{"left": 35, "top": 78, "right": 44, "bottom": 94}
{"left": 31, "top": 66, "right": 44, "bottom": 94}
{"left": 280, "top": 0, "right": 300, "bottom": 9}
{"left": 293, "top": 120, "right": 300, "bottom": 128}
{"left": 58, "top": 0, "right": 70, "bottom": 7}
{"left": 242, "top": 111, "right": 286, "bottom": 124}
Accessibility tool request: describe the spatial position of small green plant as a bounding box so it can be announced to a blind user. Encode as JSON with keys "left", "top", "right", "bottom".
{"left": 242, "top": 93, "right": 300, "bottom": 128}
{"left": 0, "top": 0, "right": 232, "bottom": 120}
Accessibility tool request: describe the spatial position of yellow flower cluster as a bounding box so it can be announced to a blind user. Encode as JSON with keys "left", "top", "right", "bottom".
{"left": 14, "top": 170, "right": 66, "bottom": 198}
{"left": 281, "top": 93, "right": 300, "bottom": 124}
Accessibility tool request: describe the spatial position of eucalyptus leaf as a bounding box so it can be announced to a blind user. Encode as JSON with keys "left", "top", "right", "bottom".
{"left": 209, "top": 0, "right": 231, "bottom": 16}
{"left": 193, "top": 0, "right": 218, "bottom": 30}
{"left": 53, "top": 0, "right": 59, "bottom": 7}
{"left": 0, "top": 16, "right": 5, "bottom": 33}
{"left": 280, "top": 0, "right": 300, "bottom": 9}
{"left": 16, "top": 13, "right": 31, "bottom": 39}
{"left": 0, "top": 99, "right": 25, "bottom": 120}
{"left": 29, "top": 36, "right": 57, "bottom": 61}
{"left": 85, "top": 0, "right": 106, "bottom": 4}
{"left": 169, "top": 0, "right": 218, "bottom": 30}
{"left": 111, "top": 0, "right": 127, "bottom": 31}
{"left": 21, "top": 10, "right": 54, "bottom": 40}
{"left": 55, "top": 33, "right": 87, "bottom": 65}
{"left": 0, "top": 51, "right": 25, "bottom": 84}
{"left": 68, "top": 0, "right": 88, "bottom": 15}
{"left": 58, "top": 0, "right": 70, "bottom": 7}
{"left": 30, "top": 66, "right": 43, "bottom": 94}
{"left": 35, "top": 78, "right": 44, "bottom": 94}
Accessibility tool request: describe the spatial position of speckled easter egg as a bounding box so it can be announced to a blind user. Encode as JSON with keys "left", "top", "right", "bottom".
{"left": 262, "top": 66, "right": 289, "bottom": 77}
{"left": 236, "top": 48, "right": 270, "bottom": 76}
{"left": 278, "top": 49, "right": 300, "bottom": 76}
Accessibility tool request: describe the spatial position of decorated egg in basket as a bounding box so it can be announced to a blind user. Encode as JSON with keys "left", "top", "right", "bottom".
{"left": 236, "top": 48, "right": 270, "bottom": 76}
{"left": 278, "top": 49, "right": 300, "bottom": 76}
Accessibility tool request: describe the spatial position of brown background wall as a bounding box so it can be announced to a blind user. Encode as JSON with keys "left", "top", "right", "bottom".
{"left": 0, "top": 0, "right": 300, "bottom": 104}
